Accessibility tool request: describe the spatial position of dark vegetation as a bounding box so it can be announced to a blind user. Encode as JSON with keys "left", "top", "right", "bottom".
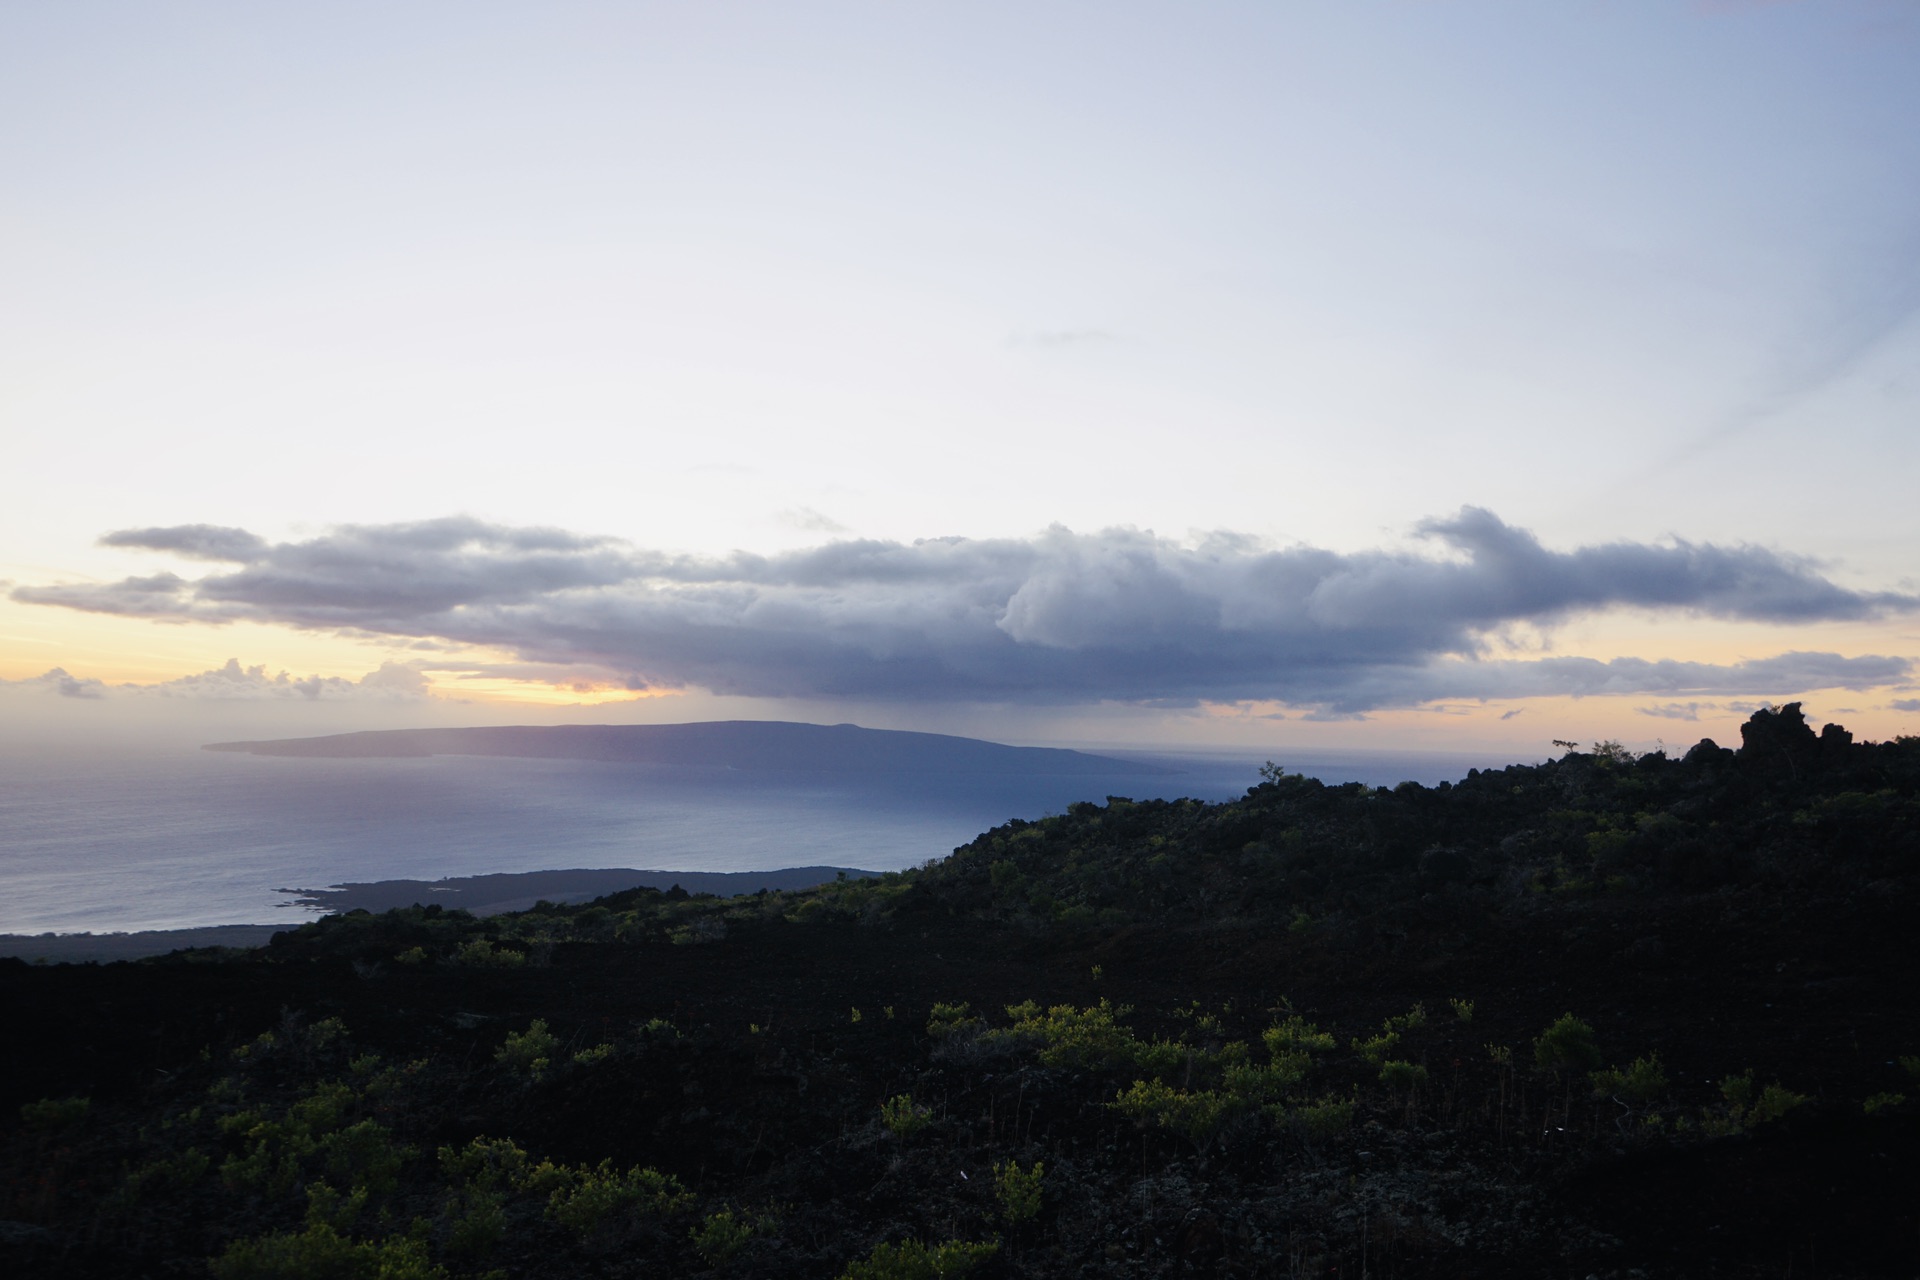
{"left": 4, "top": 704, "right": 1918, "bottom": 1277}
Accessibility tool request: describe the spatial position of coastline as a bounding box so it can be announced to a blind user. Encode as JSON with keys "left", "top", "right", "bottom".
{"left": 0, "top": 864, "right": 880, "bottom": 963}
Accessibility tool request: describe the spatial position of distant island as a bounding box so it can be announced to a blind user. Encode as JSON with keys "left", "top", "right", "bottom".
{"left": 205, "top": 720, "right": 1176, "bottom": 776}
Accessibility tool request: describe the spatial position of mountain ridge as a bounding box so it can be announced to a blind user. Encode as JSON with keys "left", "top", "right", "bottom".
{"left": 203, "top": 719, "right": 1176, "bottom": 776}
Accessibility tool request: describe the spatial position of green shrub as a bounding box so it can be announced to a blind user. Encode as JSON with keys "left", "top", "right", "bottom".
{"left": 20, "top": 1095, "right": 89, "bottom": 1136}
{"left": 1592, "top": 1053, "right": 1669, "bottom": 1104}
{"left": 319, "top": 1120, "right": 411, "bottom": 1195}
{"left": 1281, "top": 1095, "right": 1354, "bottom": 1142}
{"left": 1449, "top": 998, "right": 1475, "bottom": 1023}
{"left": 439, "top": 1136, "right": 528, "bottom": 1190}
{"left": 1719, "top": 1071, "right": 1807, "bottom": 1129}
{"left": 571, "top": 1043, "right": 614, "bottom": 1066}
{"left": 546, "top": 1160, "right": 692, "bottom": 1240}
{"left": 840, "top": 1238, "right": 999, "bottom": 1279}
{"left": 1263, "top": 1016, "right": 1335, "bottom": 1054}
{"left": 880, "top": 1094, "right": 930, "bottom": 1138}
{"left": 1222, "top": 1052, "right": 1310, "bottom": 1103}
{"left": 496, "top": 1019, "right": 558, "bottom": 1078}
{"left": 993, "top": 1159, "right": 1044, "bottom": 1224}
{"left": 1864, "top": 1092, "right": 1906, "bottom": 1115}
{"left": 453, "top": 939, "right": 526, "bottom": 968}
{"left": 1378, "top": 1059, "right": 1429, "bottom": 1092}
{"left": 927, "top": 1002, "right": 983, "bottom": 1040}
{"left": 1533, "top": 1014, "right": 1601, "bottom": 1074}
{"left": 984, "top": 999, "right": 1182, "bottom": 1075}
{"left": 209, "top": 1222, "right": 446, "bottom": 1280}
{"left": 1351, "top": 1029, "right": 1399, "bottom": 1066}
{"left": 691, "top": 1209, "right": 755, "bottom": 1264}
{"left": 1111, "top": 1079, "right": 1245, "bottom": 1148}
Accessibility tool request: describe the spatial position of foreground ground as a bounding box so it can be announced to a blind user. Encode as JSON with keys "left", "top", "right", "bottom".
{"left": 3, "top": 705, "right": 1916, "bottom": 1277}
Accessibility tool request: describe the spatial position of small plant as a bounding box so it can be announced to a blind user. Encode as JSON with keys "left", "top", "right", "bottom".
{"left": 546, "top": 1160, "right": 692, "bottom": 1240}
{"left": 1111, "top": 1079, "right": 1245, "bottom": 1149}
{"left": 1378, "top": 1059, "right": 1429, "bottom": 1092}
{"left": 20, "top": 1096, "right": 89, "bottom": 1136}
{"left": 1719, "top": 1071, "right": 1807, "bottom": 1129}
{"left": 1486, "top": 1043, "right": 1513, "bottom": 1067}
{"left": 993, "top": 1159, "right": 1044, "bottom": 1224}
{"left": 572, "top": 1043, "right": 614, "bottom": 1066}
{"left": 1864, "top": 1092, "right": 1906, "bottom": 1115}
{"left": 840, "top": 1238, "right": 999, "bottom": 1279}
{"left": 926, "top": 1002, "right": 982, "bottom": 1039}
{"left": 1449, "top": 998, "right": 1475, "bottom": 1023}
{"left": 453, "top": 938, "right": 526, "bottom": 968}
{"left": 209, "top": 1222, "right": 447, "bottom": 1280}
{"left": 1090, "top": 965, "right": 1104, "bottom": 983}
{"left": 1279, "top": 1094, "right": 1354, "bottom": 1142}
{"left": 1900, "top": 1054, "right": 1920, "bottom": 1083}
{"left": 1592, "top": 1053, "right": 1669, "bottom": 1104}
{"left": 496, "top": 1019, "right": 559, "bottom": 1079}
{"left": 880, "top": 1094, "right": 931, "bottom": 1138}
{"left": 1351, "top": 1029, "right": 1399, "bottom": 1066}
{"left": 691, "top": 1209, "right": 755, "bottom": 1264}
{"left": 1533, "top": 1013, "right": 1601, "bottom": 1075}
{"left": 1264, "top": 1016, "right": 1335, "bottom": 1054}
{"left": 394, "top": 947, "right": 426, "bottom": 965}
{"left": 850, "top": 1007, "right": 864, "bottom": 1024}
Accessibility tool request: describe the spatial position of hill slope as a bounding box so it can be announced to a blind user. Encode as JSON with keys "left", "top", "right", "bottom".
{"left": 4, "top": 705, "right": 1916, "bottom": 1278}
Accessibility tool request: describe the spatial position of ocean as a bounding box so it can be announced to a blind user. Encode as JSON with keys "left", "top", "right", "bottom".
{"left": 0, "top": 740, "right": 1515, "bottom": 935}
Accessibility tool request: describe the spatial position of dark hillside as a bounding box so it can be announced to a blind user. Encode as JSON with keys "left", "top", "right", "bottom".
{"left": 4, "top": 705, "right": 1917, "bottom": 1278}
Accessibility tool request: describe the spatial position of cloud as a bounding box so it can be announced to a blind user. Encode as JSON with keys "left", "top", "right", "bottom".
{"left": 1890, "top": 698, "right": 1920, "bottom": 713}
{"left": 0, "top": 659, "right": 435, "bottom": 702}
{"left": 14, "top": 509, "right": 1917, "bottom": 712}
{"left": 99, "top": 524, "right": 268, "bottom": 562}
{"left": 4, "top": 667, "right": 112, "bottom": 699}
{"left": 777, "top": 507, "right": 851, "bottom": 535}
{"left": 1639, "top": 702, "right": 1710, "bottom": 721}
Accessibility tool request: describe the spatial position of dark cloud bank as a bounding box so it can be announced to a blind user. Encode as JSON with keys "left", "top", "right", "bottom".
{"left": 15, "top": 509, "right": 1914, "bottom": 714}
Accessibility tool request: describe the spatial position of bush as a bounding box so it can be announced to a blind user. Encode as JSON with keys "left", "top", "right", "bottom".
{"left": 985, "top": 999, "right": 1181, "bottom": 1074}
{"left": 880, "top": 1094, "right": 930, "bottom": 1138}
{"left": 496, "top": 1020, "right": 558, "bottom": 1078}
{"left": 1378, "top": 1059, "right": 1429, "bottom": 1092}
{"left": 993, "top": 1159, "right": 1043, "bottom": 1224}
{"left": 1351, "top": 1029, "right": 1399, "bottom": 1066}
{"left": 840, "top": 1238, "right": 999, "bottom": 1279}
{"left": 926, "top": 1002, "right": 983, "bottom": 1040}
{"left": 209, "top": 1222, "right": 446, "bottom": 1280}
{"left": 1263, "top": 1016, "right": 1335, "bottom": 1054}
{"left": 1111, "top": 1079, "right": 1246, "bottom": 1148}
{"left": 691, "top": 1210, "right": 754, "bottom": 1264}
{"left": 546, "top": 1160, "right": 692, "bottom": 1240}
{"left": 1719, "top": 1071, "right": 1807, "bottom": 1129}
{"left": 20, "top": 1096, "right": 89, "bottom": 1136}
{"left": 1533, "top": 1014, "right": 1601, "bottom": 1075}
{"left": 1592, "top": 1053, "right": 1669, "bottom": 1104}
{"left": 1281, "top": 1095, "right": 1354, "bottom": 1143}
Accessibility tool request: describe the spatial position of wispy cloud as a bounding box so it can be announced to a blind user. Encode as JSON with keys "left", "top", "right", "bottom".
{"left": 14, "top": 509, "right": 1915, "bottom": 712}
{"left": 0, "top": 659, "right": 434, "bottom": 702}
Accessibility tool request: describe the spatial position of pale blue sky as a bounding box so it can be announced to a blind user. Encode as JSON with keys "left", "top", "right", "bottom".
{"left": 4, "top": 1, "right": 1918, "bottom": 748}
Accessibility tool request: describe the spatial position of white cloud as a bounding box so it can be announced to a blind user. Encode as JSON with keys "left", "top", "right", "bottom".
{"left": 13, "top": 510, "right": 1915, "bottom": 713}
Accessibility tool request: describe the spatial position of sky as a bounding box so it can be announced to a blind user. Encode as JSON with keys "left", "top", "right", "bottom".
{"left": 3, "top": 0, "right": 1918, "bottom": 757}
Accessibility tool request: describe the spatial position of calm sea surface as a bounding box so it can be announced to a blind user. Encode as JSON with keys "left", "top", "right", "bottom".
{"left": 0, "top": 742, "right": 1514, "bottom": 934}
